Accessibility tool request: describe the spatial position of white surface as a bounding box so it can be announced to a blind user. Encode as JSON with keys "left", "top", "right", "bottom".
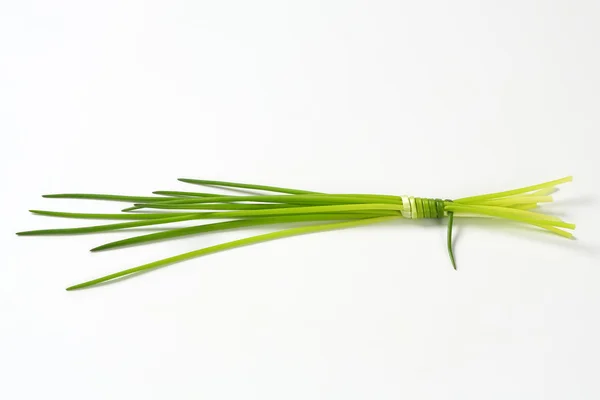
{"left": 1, "top": 1, "right": 599, "bottom": 399}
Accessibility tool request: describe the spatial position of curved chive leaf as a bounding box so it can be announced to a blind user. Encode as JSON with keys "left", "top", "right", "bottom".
{"left": 17, "top": 214, "right": 201, "bottom": 236}
{"left": 67, "top": 216, "right": 399, "bottom": 290}
{"left": 91, "top": 213, "right": 377, "bottom": 252}
{"left": 178, "top": 178, "right": 321, "bottom": 195}
{"left": 42, "top": 194, "right": 173, "bottom": 203}
{"left": 447, "top": 211, "right": 456, "bottom": 270}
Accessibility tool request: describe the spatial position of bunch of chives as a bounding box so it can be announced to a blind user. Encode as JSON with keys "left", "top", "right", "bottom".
{"left": 17, "top": 176, "right": 575, "bottom": 290}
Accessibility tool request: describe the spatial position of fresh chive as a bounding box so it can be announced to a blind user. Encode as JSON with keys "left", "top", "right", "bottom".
{"left": 28, "top": 210, "right": 186, "bottom": 220}
{"left": 133, "top": 194, "right": 402, "bottom": 209}
{"left": 17, "top": 214, "right": 201, "bottom": 235}
{"left": 123, "top": 203, "right": 403, "bottom": 218}
{"left": 18, "top": 176, "right": 576, "bottom": 290}
{"left": 127, "top": 203, "right": 300, "bottom": 211}
{"left": 42, "top": 193, "right": 174, "bottom": 203}
{"left": 454, "top": 176, "right": 572, "bottom": 203}
{"left": 67, "top": 216, "right": 398, "bottom": 290}
{"left": 445, "top": 204, "right": 575, "bottom": 231}
{"left": 477, "top": 196, "right": 553, "bottom": 207}
{"left": 152, "top": 190, "right": 229, "bottom": 197}
{"left": 447, "top": 211, "right": 456, "bottom": 270}
{"left": 91, "top": 213, "right": 378, "bottom": 252}
{"left": 511, "top": 204, "right": 539, "bottom": 210}
{"left": 178, "top": 178, "right": 321, "bottom": 195}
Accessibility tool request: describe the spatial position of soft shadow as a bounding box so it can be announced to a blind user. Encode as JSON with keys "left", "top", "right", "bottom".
{"left": 549, "top": 195, "right": 597, "bottom": 207}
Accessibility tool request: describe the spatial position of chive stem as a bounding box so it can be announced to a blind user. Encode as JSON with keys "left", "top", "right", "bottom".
{"left": 67, "top": 216, "right": 398, "bottom": 290}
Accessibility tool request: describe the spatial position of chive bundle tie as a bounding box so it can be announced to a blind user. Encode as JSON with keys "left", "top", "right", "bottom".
{"left": 17, "top": 176, "right": 575, "bottom": 290}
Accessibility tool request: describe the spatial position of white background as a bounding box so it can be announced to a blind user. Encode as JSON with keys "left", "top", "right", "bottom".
{"left": 1, "top": 1, "right": 599, "bottom": 399}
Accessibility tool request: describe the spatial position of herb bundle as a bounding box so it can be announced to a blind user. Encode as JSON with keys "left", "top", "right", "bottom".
{"left": 18, "top": 176, "right": 575, "bottom": 290}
